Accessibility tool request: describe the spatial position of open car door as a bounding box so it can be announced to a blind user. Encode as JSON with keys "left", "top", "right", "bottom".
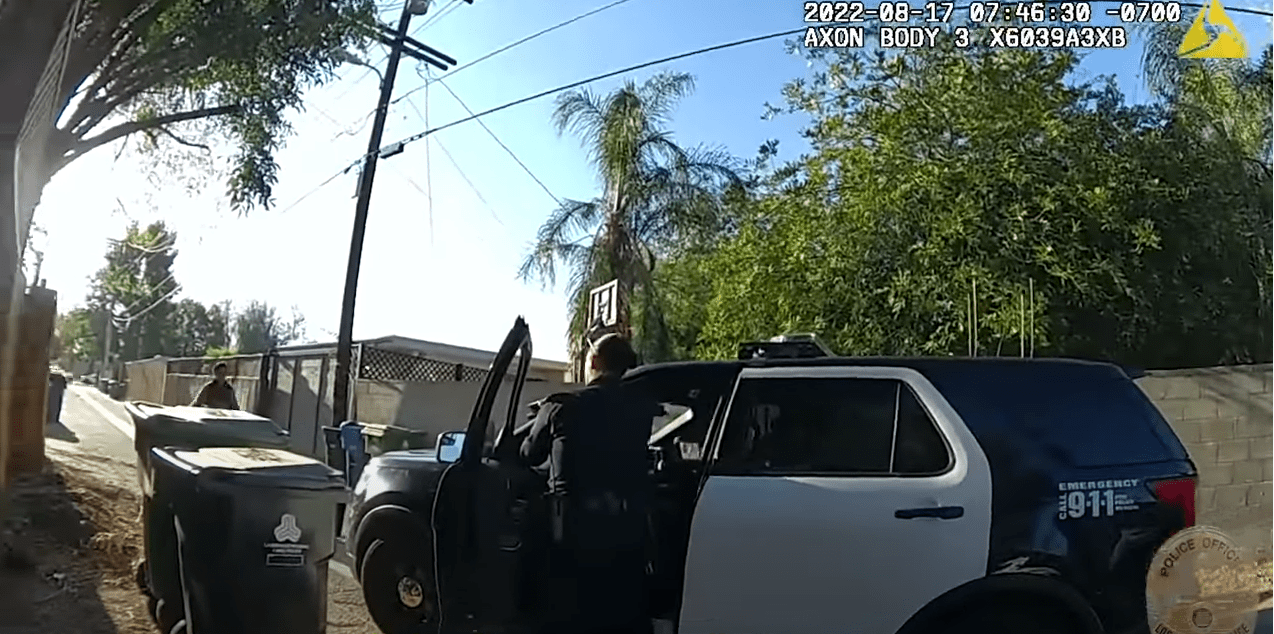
{"left": 432, "top": 316, "right": 540, "bottom": 634}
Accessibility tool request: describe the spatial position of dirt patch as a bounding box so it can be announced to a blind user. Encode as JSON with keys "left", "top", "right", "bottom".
{"left": 1, "top": 458, "right": 151, "bottom": 634}
{"left": 3, "top": 442, "right": 381, "bottom": 634}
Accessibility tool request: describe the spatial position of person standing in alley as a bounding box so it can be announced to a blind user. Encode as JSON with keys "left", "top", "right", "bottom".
{"left": 191, "top": 361, "right": 240, "bottom": 410}
{"left": 521, "top": 333, "right": 661, "bottom": 634}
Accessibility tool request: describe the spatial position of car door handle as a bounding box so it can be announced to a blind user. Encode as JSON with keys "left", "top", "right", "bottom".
{"left": 895, "top": 506, "right": 964, "bottom": 520}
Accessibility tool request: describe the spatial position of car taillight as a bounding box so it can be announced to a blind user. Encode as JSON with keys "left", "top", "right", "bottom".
{"left": 1151, "top": 477, "right": 1197, "bottom": 529}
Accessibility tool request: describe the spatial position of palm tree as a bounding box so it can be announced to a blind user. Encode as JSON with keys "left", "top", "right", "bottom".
{"left": 518, "top": 72, "right": 745, "bottom": 368}
{"left": 1138, "top": 22, "right": 1272, "bottom": 166}
{"left": 1137, "top": 21, "right": 1273, "bottom": 338}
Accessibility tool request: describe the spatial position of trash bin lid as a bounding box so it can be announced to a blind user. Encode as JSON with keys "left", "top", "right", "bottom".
{"left": 173, "top": 447, "right": 345, "bottom": 489}
{"left": 140, "top": 404, "right": 274, "bottom": 424}
{"left": 127, "top": 402, "right": 289, "bottom": 443}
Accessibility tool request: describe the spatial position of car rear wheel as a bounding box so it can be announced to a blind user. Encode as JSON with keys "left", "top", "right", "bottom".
{"left": 360, "top": 537, "right": 438, "bottom": 634}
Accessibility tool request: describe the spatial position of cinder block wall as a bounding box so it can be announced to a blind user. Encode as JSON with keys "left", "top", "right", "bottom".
{"left": 1137, "top": 365, "right": 1272, "bottom": 549}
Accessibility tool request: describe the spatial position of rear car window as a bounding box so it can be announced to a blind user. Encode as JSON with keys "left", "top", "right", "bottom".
{"left": 919, "top": 362, "right": 1189, "bottom": 468}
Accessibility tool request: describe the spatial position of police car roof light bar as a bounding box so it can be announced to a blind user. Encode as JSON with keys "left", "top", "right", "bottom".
{"left": 737, "top": 333, "right": 835, "bottom": 361}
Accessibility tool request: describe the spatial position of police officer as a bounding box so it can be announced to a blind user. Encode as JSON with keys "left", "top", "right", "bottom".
{"left": 520, "top": 333, "right": 660, "bottom": 634}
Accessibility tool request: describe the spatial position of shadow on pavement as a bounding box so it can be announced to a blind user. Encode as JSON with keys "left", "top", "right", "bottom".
{"left": 44, "top": 419, "right": 79, "bottom": 443}
{"left": 1, "top": 460, "right": 144, "bottom": 633}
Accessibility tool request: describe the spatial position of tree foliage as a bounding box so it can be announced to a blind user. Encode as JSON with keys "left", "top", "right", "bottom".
{"left": 47, "top": 0, "right": 377, "bottom": 211}
{"left": 168, "top": 298, "right": 230, "bottom": 357}
{"left": 518, "top": 72, "right": 746, "bottom": 364}
{"left": 671, "top": 41, "right": 1271, "bottom": 369}
{"left": 65, "top": 224, "right": 299, "bottom": 364}
{"left": 55, "top": 308, "right": 102, "bottom": 366}
{"left": 233, "top": 300, "right": 306, "bottom": 353}
{"left": 87, "top": 221, "right": 181, "bottom": 362}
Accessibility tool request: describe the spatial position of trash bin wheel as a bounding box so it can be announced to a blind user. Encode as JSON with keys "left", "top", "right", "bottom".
{"left": 153, "top": 597, "right": 183, "bottom": 633}
{"left": 135, "top": 559, "right": 149, "bottom": 595}
{"left": 360, "top": 537, "right": 438, "bottom": 634}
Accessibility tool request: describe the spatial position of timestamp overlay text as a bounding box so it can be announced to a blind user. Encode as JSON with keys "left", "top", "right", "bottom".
{"left": 802, "top": 1, "right": 1184, "bottom": 49}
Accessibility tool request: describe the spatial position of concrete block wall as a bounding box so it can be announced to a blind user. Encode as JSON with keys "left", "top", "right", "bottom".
{"left": 1137, "top": 365, "right": 1272, "bottom": 550}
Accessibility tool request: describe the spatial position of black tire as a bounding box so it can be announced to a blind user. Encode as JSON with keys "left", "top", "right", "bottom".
{"left": 360, "top": 536, "right": 438, "bottom": 634}
{"left": 936, "top": 601, "right": 1083, "bottom": 634}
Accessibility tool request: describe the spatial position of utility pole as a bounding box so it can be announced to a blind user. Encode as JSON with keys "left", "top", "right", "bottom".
{"left": 331, "top": 0, "right": 459, "bottom": 425}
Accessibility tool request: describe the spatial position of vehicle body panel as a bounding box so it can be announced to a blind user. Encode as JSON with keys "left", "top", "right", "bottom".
{"left": 347, "top": 346, "right": 1196, "bottom": 634}
{"left": 677, "top": 365, "right": 993, "bottom": 634}
{"left": 342, "top": 449, "right": 447, "bottom": 570}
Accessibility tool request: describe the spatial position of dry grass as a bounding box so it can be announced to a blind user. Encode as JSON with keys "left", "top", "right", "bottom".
{"left": 1, "top": 460, "right": 152, "bottom": 634}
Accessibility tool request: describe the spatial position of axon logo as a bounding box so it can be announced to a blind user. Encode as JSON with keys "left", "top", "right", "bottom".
{"left": 274, "top": 514, "right": 302, "bottom": 543}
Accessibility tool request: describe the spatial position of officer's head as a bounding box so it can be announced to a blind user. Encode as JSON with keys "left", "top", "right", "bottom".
{"left": 586, "top": 333, "right": 637, "bottom": 383}
{"left": 213, "top": 361, "right": 229, "bottom": 381}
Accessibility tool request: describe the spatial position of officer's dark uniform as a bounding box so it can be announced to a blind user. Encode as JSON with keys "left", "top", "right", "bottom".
{"left": 521, "top": 372, "right": 661, "bottom": 634}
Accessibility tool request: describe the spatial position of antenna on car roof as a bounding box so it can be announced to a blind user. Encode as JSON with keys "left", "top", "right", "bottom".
{"left": 737, "top": 333, "right": 835, "bottom": 361}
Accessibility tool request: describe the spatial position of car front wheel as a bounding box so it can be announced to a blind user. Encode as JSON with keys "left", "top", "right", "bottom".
{"left": 360, "top": 537, "right": 438, "bottom": 634}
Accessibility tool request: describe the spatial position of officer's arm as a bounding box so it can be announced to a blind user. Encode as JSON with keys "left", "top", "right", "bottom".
{"left": 520, "top": 399, "right": 563, "bottom": 466}
{"left": 229, "top": 387, "right": 240, "bottom": 410}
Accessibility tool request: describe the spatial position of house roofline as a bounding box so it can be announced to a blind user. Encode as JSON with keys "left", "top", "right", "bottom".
{"left": 148, "top": 336, "right": 569, "bottom": 372}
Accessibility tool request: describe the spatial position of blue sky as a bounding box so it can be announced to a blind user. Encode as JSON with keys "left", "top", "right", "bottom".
{"left": 29, "top": 0, "right": 1273, "bottom": 362}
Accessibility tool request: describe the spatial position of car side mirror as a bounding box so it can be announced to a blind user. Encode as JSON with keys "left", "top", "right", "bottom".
{"left": 437, "top": 430, "right": 466, "bottom": 464}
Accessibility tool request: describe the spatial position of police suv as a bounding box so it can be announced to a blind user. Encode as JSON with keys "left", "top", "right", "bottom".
{"left": 342, "top": 317, "right": 1198, "bottom": 634}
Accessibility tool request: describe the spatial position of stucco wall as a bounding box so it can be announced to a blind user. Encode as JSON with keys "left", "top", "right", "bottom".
{"left": 351, "top": 378, "right": 574, "bottom": 441}
{"left": 1136, "top": 365, "right": 1272, "bottom": 551}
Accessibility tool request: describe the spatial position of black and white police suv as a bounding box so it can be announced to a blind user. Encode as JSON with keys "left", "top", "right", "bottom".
{"left": 341, "top": 318, "right": 1198, "bottom": 634}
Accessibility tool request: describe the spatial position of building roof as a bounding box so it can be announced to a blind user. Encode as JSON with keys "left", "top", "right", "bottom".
{"left": 275, "top": 335, "right": 570, "bottom": 373}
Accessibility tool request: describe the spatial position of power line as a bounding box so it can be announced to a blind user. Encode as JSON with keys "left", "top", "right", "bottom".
{"left": 435, "top": 78, "right": 560, "bottom": 204}
{"left": 333, "top": 0, "right": 634, "bottom": 143}
{"left": 395, "top": 84, "right": 437, "bottom": 241}
{"left": 280, "top": 5, "right": 1274, "bottom": 215}
{"left": 277, "top": 25, "right": 799, "bottom": 214}
{"left": 431, "top": 136, "right": 504, "bottom": 226}
{"left": 391, "top": 0, "right": 637, "bottom": 108}
{"left": 333, "top": 0, "right": 466, "bottom": 102}
{"left": 274, "top": 164, "right": 359, "bottom": 215}
{"left": 412, "top": 0, "right": 462, "bottom": 34}
{"left": 383, "top": 27, "right": 804, "bottom": 156}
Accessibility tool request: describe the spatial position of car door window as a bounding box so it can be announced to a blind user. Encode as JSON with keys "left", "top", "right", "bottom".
{"left": 892, "top": 383, "right": 951, "bottom": 474}
{"left": 715, "top": 376, "right": 951, "bottom": 476}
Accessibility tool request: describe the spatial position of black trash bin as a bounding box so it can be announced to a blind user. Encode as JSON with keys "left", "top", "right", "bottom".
{"left": 47, "top": 372, "right": 67, "bottom": 425}
{"left": 127, "top": 402, "right": 291, "bottom": 623}
{"left": 320, "top": 426, "right": 346, "bottom": 473}
{"left": 152, "top": 446, "right": 348, "bottom": 634}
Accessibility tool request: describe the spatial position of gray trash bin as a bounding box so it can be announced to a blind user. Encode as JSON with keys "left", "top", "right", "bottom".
{"left": 126, "top": 402, "right": 291, "bottom": 628}
{"left": 153, "top": 446, "right": 348, "bottom": 634}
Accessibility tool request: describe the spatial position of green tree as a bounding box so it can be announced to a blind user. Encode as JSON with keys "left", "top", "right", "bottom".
{"left": 234, "top": 300, "right": 305, "bottom": 353}
{"left": 167, "top": 298, "right": 230, "bottom": 357}
{"left": 87, "top": 221, "right": 181, "bottom": 362}
{"left": 55, "top": 308, "right": 101, "bottom": 365}
{"left": 682, "top": 41, "right": 1270, "bottom": 368}
{"left": 517, "top": 72, "right": 746, "bottom": 364}
{"left": 6, "top": 0, "right": 376, "bottom": 222}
